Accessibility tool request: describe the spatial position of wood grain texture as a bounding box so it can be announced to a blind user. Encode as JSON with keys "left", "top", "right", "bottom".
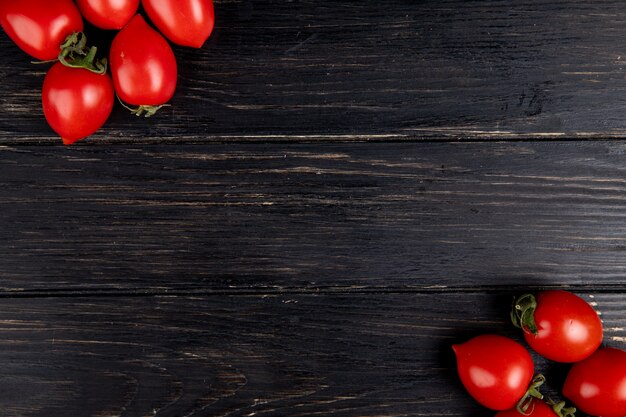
{"left": 2, "top": 141, "right": 626, "bottom": 293}
{"left": 3, "top": 0, "right": 626, "bottom": 142}
{"left": 0, "top": 291, "right": 621, "bottom": 417}
{"left": 2, "top": 2, "right": 626, "bottom": 414}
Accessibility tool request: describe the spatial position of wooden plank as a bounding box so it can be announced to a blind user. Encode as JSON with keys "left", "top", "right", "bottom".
{"left": 2, "top": 142, "right": 626, "bottom": 292}
{"left": 3, "top": 0, "right": 626, "bottom": 142}
{"left": 0, "top": 292, "right": 620, "bottom": 416}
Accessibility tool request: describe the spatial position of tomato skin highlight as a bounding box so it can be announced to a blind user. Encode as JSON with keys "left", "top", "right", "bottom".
{"left": 518, "top": 290, "right": 603, "bottom": 362}
{"left": 452, "top": 334, "right": 534, "bottom": 410}
{"left": 0, "top": 0, "right": 83, "bottom": 60}
{"left": 142, "top": 0, "right": 215, "bottom": 48}
{"left": 495, "top": 399, "right": 558, "bottom": 417}
{"left": 109, "top": 14, "right": 177, "bottom": 106}
{"left": 76, "top": 0, "right": 139, "bottom": 30}
{"left": 42, "top": 63, "right": 114, "bottom": 144}
{"left": 563, "top": 347, "right": 626, "bottom": 417}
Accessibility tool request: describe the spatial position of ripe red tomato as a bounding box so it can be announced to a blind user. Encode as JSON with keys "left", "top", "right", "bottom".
{"left": 42, "top": 62, "right": 114, "bottom": 145}
{"left": 76, "top": 0, "right": 139, "bottom": 30}
{"left": 511, "top": 290, "right": 602, "bottom": 362}
{"left": 563, "top": 347, "right": 626, "bottom": 417}
{"left": 110, "top": 14, "right": 177, "bottom": 108}
{"left": 0, "top": 0, "right": 83, "bottom": 60}
{"left": 453, "top": 334, "right": 534, "bottom": 410}
{"left": 142, "top": 0, "right": 215, "bottom": 48}
{"left": 496, "top": 399, "right": 563, "bottom": 417}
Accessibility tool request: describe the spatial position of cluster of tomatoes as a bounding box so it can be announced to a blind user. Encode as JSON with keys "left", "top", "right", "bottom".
{"left": 453, "top": 290, "right": 626, "bottom": 417}
{"left": 0, "top": 0, "right": 214, "bottom": 145}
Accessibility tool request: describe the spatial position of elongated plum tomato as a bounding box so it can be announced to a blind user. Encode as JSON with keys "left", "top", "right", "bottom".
{"left": 76, "top": 0, "right": 139, "bottom": 30}
{"left": 0, "top": 0, "right": 83, "bottom": 60}
{"left": 563, "top": 347, "right": 626, "bottom": 417}
{"left": 110, "top": 14, "right": 177, "bottom": 108}
{"left": 452, "top": 334, "right": 534, "bottom": 410}
{"left": 42, "top": 63, "right": 114, "bottom": 145}
{"left": 142, "top": 0, "right": 215, "bottom": 48}
{"left": 511, "top": 290, "right": 602, "bottom": 362}
{"left": 496, "top": 399, "right": 561, "bottom": 417}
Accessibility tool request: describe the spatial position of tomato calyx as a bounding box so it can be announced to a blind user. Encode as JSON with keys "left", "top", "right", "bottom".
{"left": 117, "top": 95, "right": 170, "bottom": 117}
{"left": 517, "top": 374, "right": 546, "bottom": 414}
{"left": 511, "top": 293, "right": 539, "bottom": 335}
{"left": 516, "top": 376, "right": 577, "bottom": 417}
{"left": 58, "top": 32, "right": 107, "bottom": 74}
{"left": 550, "top": 400, "right": 577, "bottom": 417}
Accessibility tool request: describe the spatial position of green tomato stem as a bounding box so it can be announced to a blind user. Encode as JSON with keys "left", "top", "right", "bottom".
{"left": 511, "top": 293, "right": 539, "bottom": 335}
{"left": 117, "top": 95, "right": 170, "bottom": 117}
{"left": 551, "top": 400, "right": 577, "bottom": 417}
{"left": 58, "top": 32, "right": 107, "bottom": 74}
{"left": 516, "top": 374, "right": 545, "bottom": 414}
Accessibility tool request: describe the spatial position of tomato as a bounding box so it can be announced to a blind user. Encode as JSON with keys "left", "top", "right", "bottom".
{"left": 110, "top": 14, "right": 177, "bottom": 111}
{"left": 142, "top": 0, "right": 215, "bottom": 48}
{"left": 42, "top": 62, "right": 114, "bottom": 145}
{"left": 563, "top": 347, "right": 626, "bottom": 417}
{"left": 452, "top": 334, "right": 534, "bottom": 410}
{"left": 496, "top": 399, "right": 557, "bottom": 417}
{"left": 511, "top": 290, "right": 602, "bottom": 362}
{"left": 495, "top": 399, "right": 576, "bottom": 417}
{"left": 76, "top": 0, "right": 139, "bottom": 30}
{"left": 0, "top": 0, "right": 83, "bottom": 60}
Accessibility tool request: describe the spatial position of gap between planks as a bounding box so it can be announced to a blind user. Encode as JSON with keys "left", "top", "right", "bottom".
{"left": 5, "top": 134, "right": 626, "bottom": 146}
{"left": 2, "top": 283, "right": 626, "bottom": 299}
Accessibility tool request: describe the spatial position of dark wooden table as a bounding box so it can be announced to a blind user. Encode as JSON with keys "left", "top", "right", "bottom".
{"left": 1, "top": 1, "right": 626, "bottom": 415}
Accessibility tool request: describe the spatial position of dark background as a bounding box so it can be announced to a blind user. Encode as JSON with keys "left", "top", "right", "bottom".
{"left": 0, "top": 1, "right": 624, "bottom": 415}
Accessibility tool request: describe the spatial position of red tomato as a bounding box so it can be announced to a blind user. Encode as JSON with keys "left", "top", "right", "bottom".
{"left": 76, "top": 0, "right": 139, "bottom": 30}
{"left": 511, "top": 290, "right": 602, "bottom": 362}
{"left": 110, "top": 14, "right": 177, "bottom": 107}
{"left": 563, "top": 347, "right": 626, "bottom": 417}
{"left": 0, "top": 0, "right": 83, "bottom": 60}
{"left": 142, "top": 0, "right": 215, "bottom": 48}
{"left": 496, "top": 399, "right": 577, "bottom": 417}
{"left": 42, "top": 62, "right": 114, "bottom": 145}
{"left": 496, "top": 399, "right": 558, "bottom": 417}
{"left": 452, "top": 334, "right": 534, "bottom": 410}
